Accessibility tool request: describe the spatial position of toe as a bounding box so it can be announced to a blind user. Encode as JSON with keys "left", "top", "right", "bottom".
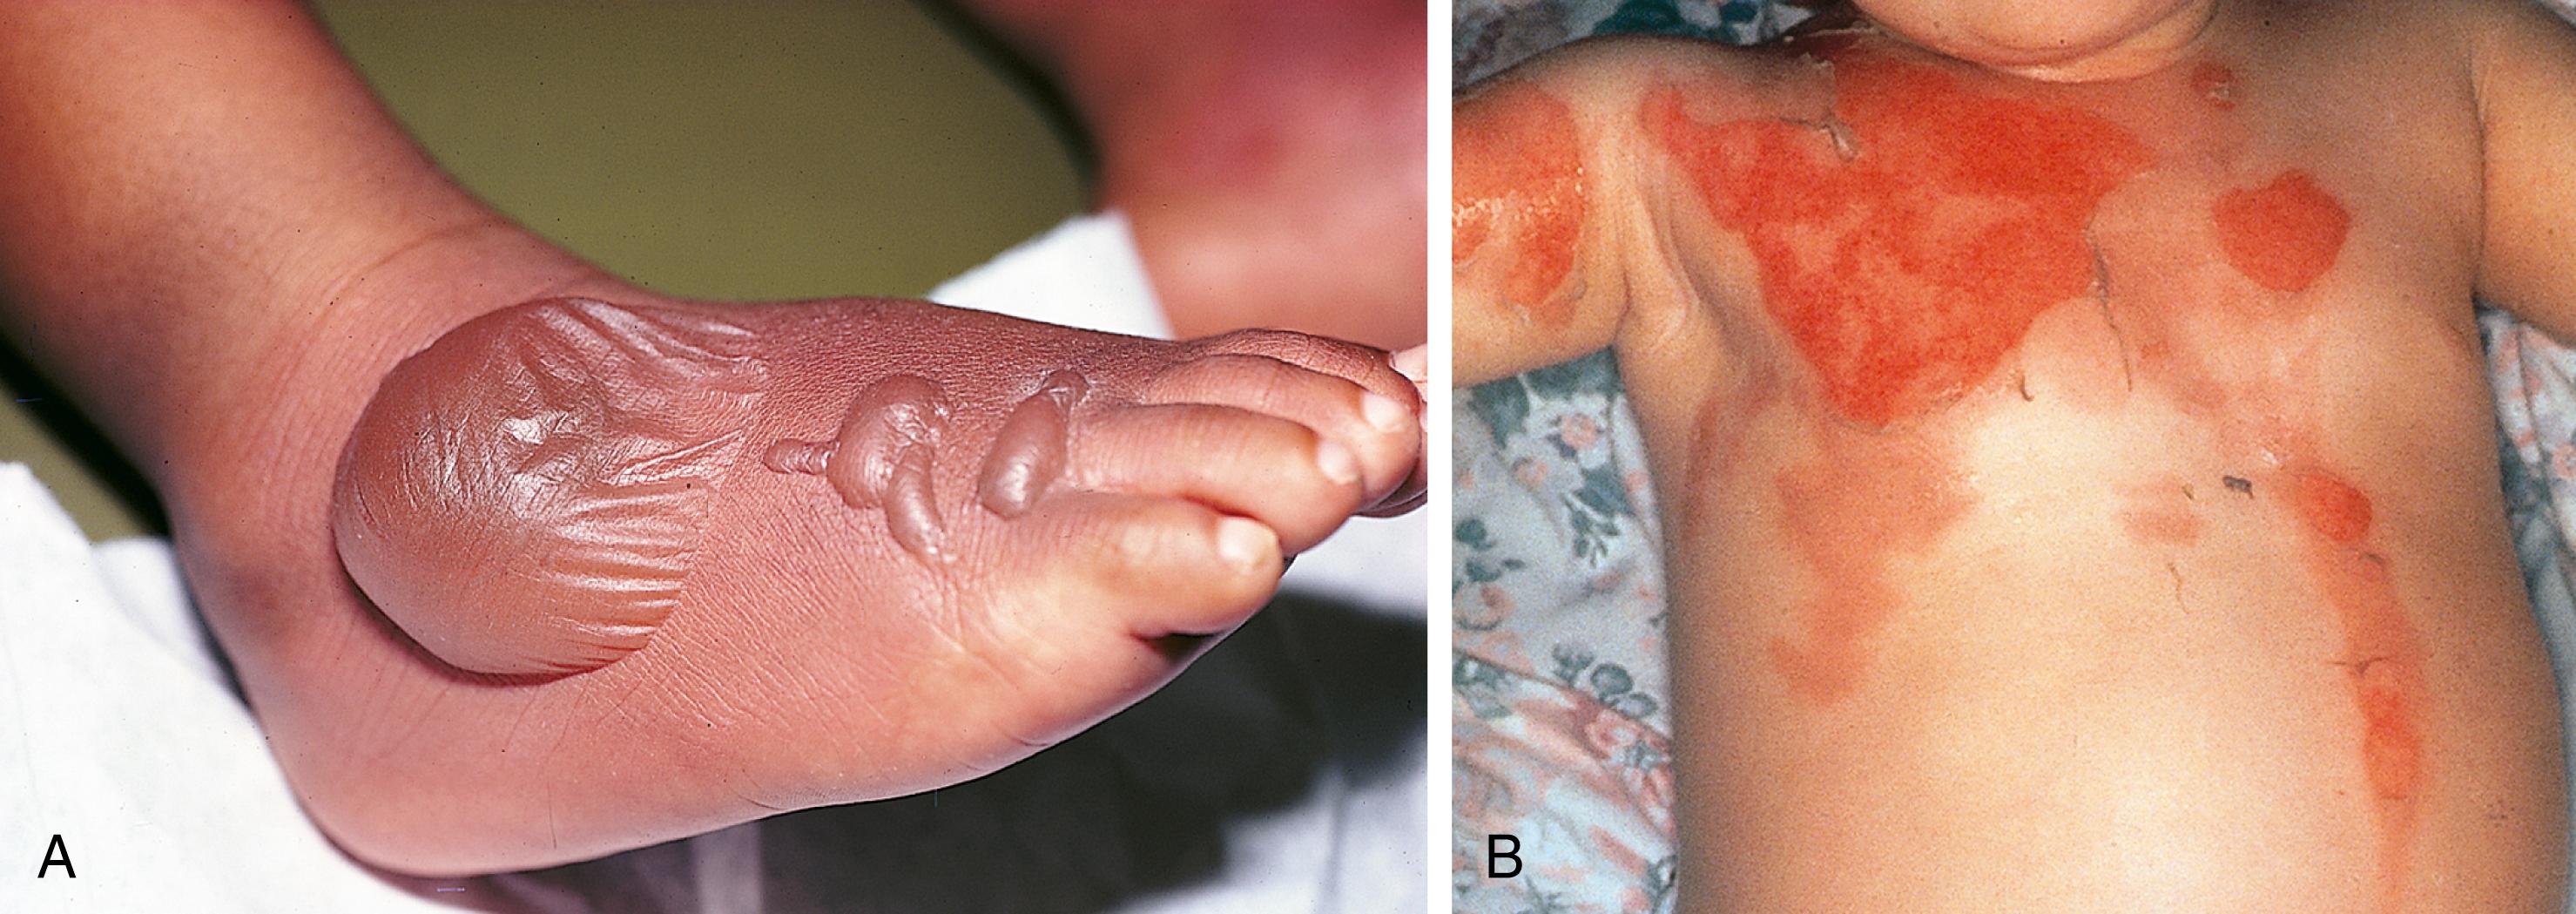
{"left": 1003, "top": 492, "right": 1284, "bottom": 639}
{"left": 1190, "top": 328, "right": 1418, "bottom": 403}
{"left": 1070, "top": 403, "right": 1365, "bottom": 552}
{"left": 1137, "top": 354, "right": 1419, "bottom": 509}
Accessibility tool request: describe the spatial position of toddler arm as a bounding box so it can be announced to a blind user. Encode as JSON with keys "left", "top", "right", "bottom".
{"left": 1453, "top": 42, "right": 1653, "bottom": 386}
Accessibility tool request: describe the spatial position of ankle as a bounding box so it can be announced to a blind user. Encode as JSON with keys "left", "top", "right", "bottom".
{"left": 166, "top": 220, "right": 626, "bottom": 534}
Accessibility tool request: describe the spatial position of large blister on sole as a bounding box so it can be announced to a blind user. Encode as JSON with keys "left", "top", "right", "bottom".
{"left": 333, "top": 298, "right": 765, "bottom": 675}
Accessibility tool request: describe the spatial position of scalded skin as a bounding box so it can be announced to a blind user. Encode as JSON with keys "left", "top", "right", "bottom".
{"left": 335, "top": 300, "right": 770, "bottom": 675}
{"left": 335, "top": 295, "right": 1422, "bottom": 681}
{"left": 310, "top": 291, "right": 1420, "bottom": 873}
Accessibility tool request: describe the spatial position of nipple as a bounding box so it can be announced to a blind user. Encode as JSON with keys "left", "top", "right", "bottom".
{"left": 763, "top": 374, "right": 954, "bottom": 560}
{"left": 976, "top": 370, "right": 1089, "bottom": 518}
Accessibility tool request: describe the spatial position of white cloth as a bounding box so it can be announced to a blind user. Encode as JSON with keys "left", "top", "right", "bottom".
{"left": 0, "top": 211, "right": 1425, "bottom": 914}
{"left": 0, "top": 464, "right": 461, "bottom": 913}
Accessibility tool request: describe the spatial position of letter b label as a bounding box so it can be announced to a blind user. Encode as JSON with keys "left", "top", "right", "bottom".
{"left": 1487, "top": 833, "right": 1521, "bottom": 878}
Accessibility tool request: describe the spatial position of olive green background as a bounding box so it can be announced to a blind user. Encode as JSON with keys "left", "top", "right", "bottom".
{"left": 0, "top": 1, "right": 1085, "bottom": 541}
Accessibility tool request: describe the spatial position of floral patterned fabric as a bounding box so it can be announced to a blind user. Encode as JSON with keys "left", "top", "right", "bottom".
{"left": 1453, "top": 0, "right": 1797, "bottom": 87}
{"left": 1453, "top": 3, "right": 2576, "bottom": 912}
{"left": 1453, "top": 352, "right": 1681, "bottom": 914}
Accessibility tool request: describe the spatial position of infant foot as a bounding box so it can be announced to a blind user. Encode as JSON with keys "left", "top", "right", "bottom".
{"left": 323, "top": 295, "right": 1418, "bottom": 866}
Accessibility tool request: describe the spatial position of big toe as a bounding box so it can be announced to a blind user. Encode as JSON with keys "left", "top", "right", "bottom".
{"left": 995, "top": 491, "right": 1284, "bottom": 643}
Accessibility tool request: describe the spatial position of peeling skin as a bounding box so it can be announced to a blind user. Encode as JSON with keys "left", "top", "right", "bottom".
{"left": 333, "top": 298, "right": 766, "bottom": 676}
{"left": 1455, "top": 78, "right": 1588, "bottom": 322}
{"left": 977, "top": 370, "right": 1088, "bottom": 518}
{"left": 2190, "top": 62, "right": 2236, "bottom": 109}
{"left": 764, "top": 374, "right": 954, "bottom": 560}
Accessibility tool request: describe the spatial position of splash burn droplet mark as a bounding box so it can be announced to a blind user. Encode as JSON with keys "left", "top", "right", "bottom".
{"left": 2214, "top": 170, "right": 2350, "bottom": 294}
{"left": 2291, "top": 469, "right": 2372, "bottom": 545}
{"left": 2120, "top": 478, "right": 2206, "bottom": 546}
{"left": 2281, "top": 466, "right": 2425, "bottom": 911}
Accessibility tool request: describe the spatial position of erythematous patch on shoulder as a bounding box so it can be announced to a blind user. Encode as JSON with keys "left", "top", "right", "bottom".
{"left": 1453, "top": 77, "right": 1588, "bottom": 323}
{"left": 332, "top": 298, "right": 768, "bottom": 676}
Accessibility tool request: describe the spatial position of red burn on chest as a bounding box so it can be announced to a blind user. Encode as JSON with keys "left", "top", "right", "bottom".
{"left": 1645, "top": 37, "right": 2413, "bottom": 897}
{"left": 2292, "top": 480, "right": 2424, "bottom": 907}
{"left": 1455, "top": 80, "right": 1588, "bottom": 322}
{"left": 2214, "top": 170, "right": 2350, "bottom": 294}
{"left": 2290, "top": 468, "right": 2373, "bottom": 543}
{"left": 1642, "top": 44, "right": 2152, "bottom": 426}
{"left": 1766, "top": 436, "right": 1971, "bottom": 702}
